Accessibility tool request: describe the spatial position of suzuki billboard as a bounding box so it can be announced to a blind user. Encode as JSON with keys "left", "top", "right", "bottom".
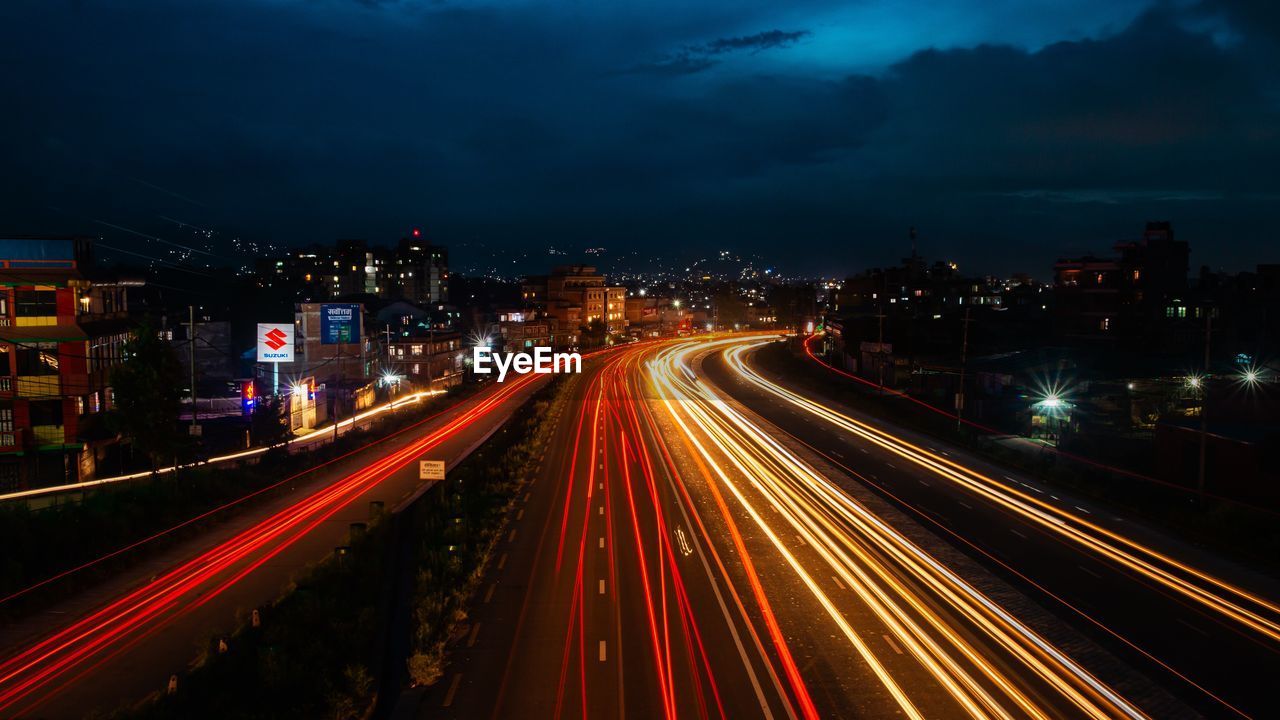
{"left": 256, "top": 322, "right": 295, "bottom": 362}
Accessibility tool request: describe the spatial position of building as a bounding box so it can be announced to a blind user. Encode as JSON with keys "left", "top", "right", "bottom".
{"left": 385, "top": 331, "right": 465, "bottom": 389}
{"left": 254, "top": 230, "right": 448, "bottom": 305}
{"left": 1053, "top": 221, "right": 1190, "bottom": 348}
{"left": 393, "top": 231, "right": 449, "bottom": 304}
{"left": 522, "top": 265, "right": 627, "bottom": 344}
{"left": 0, "top": 237, "right": 141, "bottom": 489}
{"left": 275, "top": 302, "right": 369, "bottom": 387}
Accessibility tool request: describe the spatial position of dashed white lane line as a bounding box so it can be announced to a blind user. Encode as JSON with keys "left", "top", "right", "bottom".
{"left": 1010, "top": 528, "right": 1027, "bottom": 539}
{"left": 885, "top": 462, "right": 896, "bottom": 469}
{"left": 957, "top": 500, "right": 973, "bottom": 510}
{"left": 517, "top": 508, "right": 525, "bottom": 520}
{"left": 919, "top": 480, "right": 930, "bottom": 487}
{"left": 498, "top": 554, "right": 508, "bottom": 570}
{"left": 484, "top": 584, "right": 496, "bottom": 603}
{"left": 1078, "top": 564, "right": 1102, "bottom": 579}
{"left": 509, "top": 529, "right": 518, "bottom": 542}
{"left": 830, "top": 450, "right": 844, "bottom": 459}
{"left": 1176, "top": 617, "right": 1210, "bottom": 637}
{"left": 832, "top": 576, "right": 846, "bottom": 590}
{"left": 599, "top": 641, "right": 608, "bottom": 662}
{"left": 859, "top": 448, "right": 869, "bottom": 454}
{"left": 599, "top": 537, "right": 605, "bottom": 549}
{"left": 598, "top": 506, "right": 604, "bottom": 516}
{"left": 598, "top": 579, "right": 606, "bottom": 595}
{"left": 882, "top": 635, "right": 904, "bottom": 655}
{"left": 1075, "top": 506, "right": 1091, "bottom": 514}
{"left": 443, "top": 673, "right": 462, "bottom": 707}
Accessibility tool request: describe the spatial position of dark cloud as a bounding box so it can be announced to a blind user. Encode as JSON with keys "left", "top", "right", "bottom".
{"left": 703, "top": 29, "right": 811, "bottom": 54}
{"left": 618, "top": 27, "right": 809, "bottom": 76}
{"left": 0, "top": 0, "right": 1278, "bottom": 276}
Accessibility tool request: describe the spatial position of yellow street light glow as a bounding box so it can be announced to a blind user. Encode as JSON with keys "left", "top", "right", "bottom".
{"left": 642, "top": 336, "right": 1146, "bottom": 720}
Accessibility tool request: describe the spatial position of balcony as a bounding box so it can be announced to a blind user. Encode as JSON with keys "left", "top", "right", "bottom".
{"left": 32, "top": 425, "right": 65, "bottom": 446}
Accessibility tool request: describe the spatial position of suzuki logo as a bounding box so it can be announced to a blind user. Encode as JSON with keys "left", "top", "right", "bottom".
{"left": 263, "top": 328, "right": 289, "bottom": 351}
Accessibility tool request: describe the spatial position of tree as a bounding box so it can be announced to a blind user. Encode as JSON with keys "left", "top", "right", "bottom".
{"left": 581, "top": 318, "right": 607, "bottom": 348}
{"left": 250, "top": 395, "right": 290, "bottom": 447}
{"left": 108, "top": 321, "right": 187, "bottom": 469}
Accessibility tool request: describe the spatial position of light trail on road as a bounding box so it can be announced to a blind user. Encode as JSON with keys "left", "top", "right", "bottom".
{"left": 732, "top": 339, "right": 1280, "bottom": 650}
{"left": 646, "top": 336, "right": 1148, "bottom": 720}
{"left": 732, "top": 335, "right": 1280, "bottom": 712}
{"left": 0, "top": 375, "right": 537, "bottom": 718}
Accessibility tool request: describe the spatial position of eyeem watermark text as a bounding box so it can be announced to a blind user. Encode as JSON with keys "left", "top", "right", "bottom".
{"left": 473, "top": 346, "right": 582, "bottom": 382}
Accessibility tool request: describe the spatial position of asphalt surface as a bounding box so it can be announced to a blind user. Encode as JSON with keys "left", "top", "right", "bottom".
{"left": 417, "top": 337, "right": 1198, "bottom": 719}
{"left": 0, "top": 376, "right": 543, "bottom": 719}
{"left": 418, "top": 347, "right": 800, "bottom": 719}
{"left": 704, "top": 340, "right": 1280, "bottom": 719}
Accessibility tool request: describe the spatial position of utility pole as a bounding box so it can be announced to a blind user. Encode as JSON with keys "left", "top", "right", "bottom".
{"left": 876, "top": 310, "right": 886, "bottom": 393}
{"left": 957, "top": 306, "right": 972, "bottom": 433}
{"left": 1197, "top": 310, "right": 1212, "bottom": 498}
{"left": 427, "top": 322, "right": 435, "bottom": 392}
{"left": 188, "top": 306, "right": 197, "bottom": 436}
{"left": 333, "top": 344, "right": 342, "bottom": 443}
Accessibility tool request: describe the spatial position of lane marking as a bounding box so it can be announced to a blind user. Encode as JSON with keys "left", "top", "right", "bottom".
{"left": 498, "top": 553, "right": 508, "bottom": 570}
{"left": 1010, "top": 529, "right": 1027, "bottom": 539}
{"left": 1075, "top": 506, "right": 1091, "bottom": 515}
{"left": 832, "top": 576, "right": 846, "bottom": 590}
{"left": 882, "top": 635, "right": 904, "bottom": 655}
{"left": 598, "top": 537, "right": 605, "bottom": 549}
{"left": 918, "top": 480, "right": 930, "bottom": 487}
{"left": 517, "top": 508, "right": 525, "bottom": 520}
{"left": 1176, "top": 617, "right": 1210, "bottom": 637}
{"left": 598, "top": 506, "right": 604, "bottom": 516}
{"left": 1078, "top": 564, "right": 1102, "bottom": 579}
{"left": 443, "top": 673, "right": 462, "bottom": 707}
{"left": 858, "top": 447, "right": 869, "bottom": 454}
{"left": 484, "top": 584, "right": 496, "bottom": 603}
{"left": 599, "top": 579, "right": 606, "bottom": 595}
{"left": 957, "top": 500, "right": 973, "bottom": 510}
{"left": 599, "top": 640, "right": 607, "bottom": 662}
{"left": 508, "top": 529, "right": 517, "bottom": 542}
{"left": 885, "top": 462, "right": 896, "bottom": 469}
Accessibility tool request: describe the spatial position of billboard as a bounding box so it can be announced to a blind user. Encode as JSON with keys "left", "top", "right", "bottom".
{"left": 320, "top": 303, "right": 361, "bottom": 345}
{"left": 257, "top": 323, "right": 295, "bottom": 362}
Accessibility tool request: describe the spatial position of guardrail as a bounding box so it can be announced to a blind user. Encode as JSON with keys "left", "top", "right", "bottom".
{"left": 0, "top": 389, "right": 447, "bottom": 504}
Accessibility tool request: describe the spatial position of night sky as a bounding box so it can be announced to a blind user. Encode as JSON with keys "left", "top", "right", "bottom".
{"left": 2, "top": 0, "right": 1278, "bottom": 277}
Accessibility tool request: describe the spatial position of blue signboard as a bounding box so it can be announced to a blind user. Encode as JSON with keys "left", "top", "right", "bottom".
{"left": 320, "top": 304, "right": 361, "bottom": 345}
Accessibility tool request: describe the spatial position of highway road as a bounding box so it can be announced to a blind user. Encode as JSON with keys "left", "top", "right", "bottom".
{"left": 702, "top": 335, "right": 1280, "bottom": 719}
{"left": 0, "top": 374, "right": 544, "bottom": 719}
{"left": 420, "top": 336, "right": 1182, "bottom": 719}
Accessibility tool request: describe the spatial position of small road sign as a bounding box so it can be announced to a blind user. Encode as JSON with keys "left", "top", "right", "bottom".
{"left": 419, "top": 460, "right": 446, "bottom": 481}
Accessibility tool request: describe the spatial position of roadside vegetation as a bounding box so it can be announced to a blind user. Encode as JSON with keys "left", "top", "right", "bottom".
{"left": 0, "top": 383, "right": 478, "bottom": 621}
{"left": 110, "top": 375, "right": 571, "bottom": 720}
